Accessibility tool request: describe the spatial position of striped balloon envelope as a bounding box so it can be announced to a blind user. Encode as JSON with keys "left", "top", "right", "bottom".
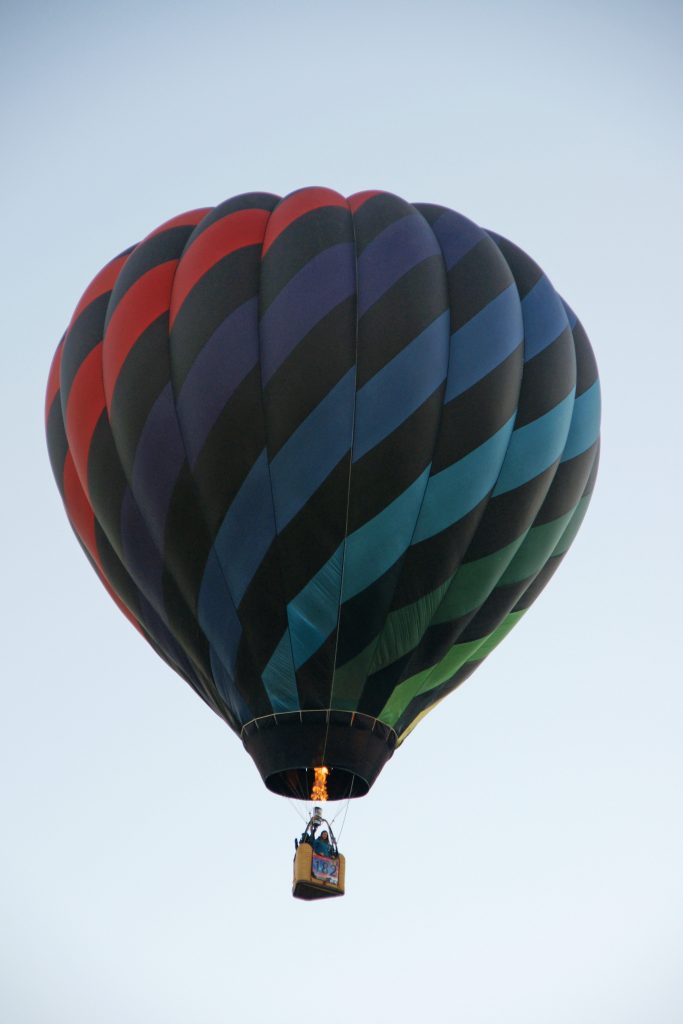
{"left": 45, "top": 188, "right": 600, "bottom": 800}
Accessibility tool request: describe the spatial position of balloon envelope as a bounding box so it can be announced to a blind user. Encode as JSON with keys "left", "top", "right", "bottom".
{"left": 45, "top": 188, "right": 600, "bottom": 799}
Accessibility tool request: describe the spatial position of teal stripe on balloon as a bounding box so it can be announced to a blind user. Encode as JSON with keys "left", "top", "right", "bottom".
{"left": 412, "top": 417, "right": 516, "bottom": 543}
{"left": 288, "top": 544, "right": 344, "bottom": 669}
{"left": 207, "top": 450, "right": 276, "bottom": 605}
{"left": 492, "top": 390, "right": 575, "bottom": 496}
{"left": 561, "top": 381, "right": 601, "bottom": 462}
{"left": 342, "top": 466, "right": 432, "bottom": 602}
{"left": 261, "top": 632, "right": 299, "bottom": 712}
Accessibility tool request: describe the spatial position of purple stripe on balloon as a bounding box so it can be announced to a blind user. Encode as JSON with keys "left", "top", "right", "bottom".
{"left": 120, "top": 487, "right": 198, "bottom": 682}
{"left": 429, "top": 209, "right": 487, "bottom": 270}
{"left": 357, "top": 215, "right": 441, "bottom": 317}
{"left": 131, "top": 382, "right": 185, "bottom": 551}
{"left": 176, "top": 297, "right": 260, "bottom": 467}
{"left": 260, "top": 243, "right": 355, "bottom": 385}
{"left": 120, "top": 486, "right": 166, "bottom": 606}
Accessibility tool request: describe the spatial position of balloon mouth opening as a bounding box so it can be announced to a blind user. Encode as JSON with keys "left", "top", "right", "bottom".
{"left": 264, "top": 767, "right": 369, "bottom": 800}
{"left": 241, "top": 710, "right": 396, "bottom": 800}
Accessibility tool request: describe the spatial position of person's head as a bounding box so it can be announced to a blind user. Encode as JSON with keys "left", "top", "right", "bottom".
{"left": 321, "top": 831, "right": 329, "bottom": 842}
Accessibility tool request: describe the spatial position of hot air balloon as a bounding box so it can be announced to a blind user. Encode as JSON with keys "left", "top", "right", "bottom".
{"left": 45, "top": 188, "right": 600, "bottom": 836}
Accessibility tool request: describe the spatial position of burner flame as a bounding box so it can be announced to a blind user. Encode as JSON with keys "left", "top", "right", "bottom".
{"left": 310, "top": 766, "right": 329, "bottom": 802}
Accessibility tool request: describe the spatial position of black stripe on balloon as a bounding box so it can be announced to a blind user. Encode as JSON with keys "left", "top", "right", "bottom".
{"left": 351, "top": 194, "right": 415, "bottom": 255}
{"left": 233, "top": 630, "right": 283, "bottom": 719}
{"left": 533, "top": 444, "right": 598, "bottom": 526}
{"left": 513, "top": 328, "right": 576, "bottom": 428}
{"left": 446, "top": 235, "right": 517, "bottom": 332}
{"left": 356, "top": 256, "right": 447, "bottom": 387}
{"left": 393, "top": 661, "right": 477, "bottom": 738}
{"left": 359, "top": 606, "right": 484, "bottom": 716}
{"left": 104, "top": 226, "right": 196, "bottom": 327}
{"left": 356, "top": 646, "right": 416, "bottom": 718}
{"left": 572, "top": 318, "right": 599, "bottom": 396}
{"left": 185, "top": 192, "right": 277, "bottom": 244}
{"left": 234, "top": 543, "right": 289, "bottom": 659}
{"left": 463, "top": 465, "right": 559, "bottom": 562}
{"left": 513, "top": 555, "right": 564, "bottom": 612}
{"left": 263, "top": 296, "right": 356, "bottom": 459}
{"left": 511, "top": 438, "right": 597, "bottom": 613}
{"left": 59, "top": 294, "right": 111, "bottom": 405}
{"left": 277, "top": 457, "right": 351, "bottom": 603}
{"left": 411, "top": 202, "right": 447, "bottom": 227}
{"left": 457, "top": 582, "right": 525, "bottom": 644}
{"left": 462, "top": 448, "right": 600, "bottom": 643}
{"left": 295, "top": 631, "right": 339, "bottom": 710}
{"left": 390, "top": 496, "right": 490, "bottom": 609}
{"left": 583, "top": 443, "right": 600, "bottom": 495}
{"left": 170, "top": 245, "right": 264, "bottom": 391}
{"left": 162, "top": 463, "right": 217, "bottom": 614}
{"left": 87, "top": 414, "right": 128, "bottom": 552}
{"left": 335, "top": 557, "right": 405, "bottom": 669}
{"left": 431, "top": 350, "right": 523, "bottom": 474}
{"left": 46, "top": 399, "right": 69, "bottom": 498}
{"left": 347, "top": 389, "right": 444, "bottom": 534}
{"left": 488, "top": 233, "right": 543, "bottom": 299}
{"left": 180, "top": 366, "right": 265, "bottom": 539}
{"left": 92, "top": 516, "right": 145, "bottom": 629}
{"left": 259, "top": 206, "right": 354, "bottom": 312}
{"left": 108, "top": 313, "right": 171, "bottom": 479}
{"left": 335, "top": 382, "right": 447, "bottom": 672}
{"left": 90, "top": 518, "right": 207, "bottom": 695}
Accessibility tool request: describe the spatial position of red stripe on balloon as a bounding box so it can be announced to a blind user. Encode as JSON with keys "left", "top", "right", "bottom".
{"left": 348, "top": 190, "right": 383, "bottom": 213}
{"left": 261, "top": 188, "right": 347, "bottom": 257}
{"left": 68, "top": 253, "right": 129, "bottom": 333}
{"left": 142, "top": 207, "right": 211, "bottom": 243}
{"left": 65, "top": 343, "right": 106, "bottom": 492}
{"left": 103, "top": 261, "right": 177, "bottom": 405}
{"left": 169, "top": 208, "right": 270, "bottom": 327}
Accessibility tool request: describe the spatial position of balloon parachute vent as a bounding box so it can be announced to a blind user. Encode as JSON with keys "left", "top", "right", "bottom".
{"left": 310, "top": 766, "right": 329, "bottom": 802}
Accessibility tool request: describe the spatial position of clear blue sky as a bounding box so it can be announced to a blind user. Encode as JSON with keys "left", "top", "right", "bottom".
{"left": 2, "top": 2, "right": 682, "bottom": 1021}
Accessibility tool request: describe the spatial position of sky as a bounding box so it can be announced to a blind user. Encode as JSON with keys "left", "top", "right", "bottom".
{"left": 2, "top": 1, "right": 682, "bottom": 1021}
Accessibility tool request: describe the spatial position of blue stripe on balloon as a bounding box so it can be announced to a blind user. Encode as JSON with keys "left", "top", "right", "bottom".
{"left": 197, "top": 546, "right": 243, "bottom": 677}
{"left": 260, "top": 244, "right": 356, "bottom": 385}
{"left": 288, "top": 544, "right": 344, "bottom": 669}
{"left": 561, "top": 381, "right": 601, "bottom": 462}
{"left": 522, "top": 275, "right": 570, "bottom": 360}
{"left": 176, "top": 297, "right": 259, "bottom": 467}
{"left": 131, "top": 382, "right": 185, "bottom": 551}
{"left": 561, "top": 299, "right": 578, "bottom": 331}
{"left": 357, "top": 216, "right": 441, "bottom": 317}
{"left": 210, "top": 647, "right": 252, "bottom": 723}
{"left": 342, "top": 466, "right": 432, "bottom": 602}
{"left": 445, "top": 285, "right": 523, "bottom": 402}
{"left": 493, "top": 390, "right": 575, "bottom": 496}
{"left": 269, "top": 369, "right": 355, "bottom": 532}
{"left": 207, "top": 450, "right": 276, "bottom": 606}
{"left": 261, "top": 633, "right": 300, "bottom": 713}
{"left": 353, "top": 311, "right": 450, "bottom": 462}
{"left": 430, "top": 210, "right": 486, "bottom": 270}
{"left": 412, "top": 417, "right": 516, "bottom": 543}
